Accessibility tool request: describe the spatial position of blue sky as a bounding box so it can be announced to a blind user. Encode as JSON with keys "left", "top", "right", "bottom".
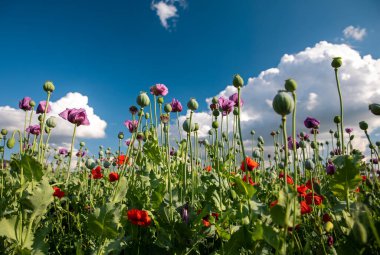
{"left": 0, "top": 0, "right": 379, "bottom": 154}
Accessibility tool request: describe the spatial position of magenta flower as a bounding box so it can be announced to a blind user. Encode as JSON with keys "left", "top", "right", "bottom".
{"left": 345, "top": 128, "right": 353, "bottom": 134}
{"left": 19, "top": 97, "right": 32, "bottom": 111}
{"left": 304, "top": 117, "right": 320, "bottom": 129}
{"left": 26, "top": 125, "right": 41, "bottom": 136}
{"left": 129, "top": 106, "right": 139, "bottom": 115}
{"left": 326, "top": 163, "right": 336, "bottom": 175}
{"left": 150, "top": 84, "right": 168, "bottom": 96}
{"left": 124, "top": 120, "right": 138, "bottom": 133}
{"left": 170, "top": 98, "right": 183, "bottom": 112}
{"left": 76, "top": 151, "right": 86, "bottom": 157}
{"left": 229, "top": 93, "right": 244, "bottom": 107}
{"left": 59, "top": 148, "right": 68, "bottom": 156}
{"left": 218, "top": 96, "right": 235, "bottom": 116}
{"left": 287, "top": 136, "right": 299, "bottom": 150}
{"left": 36, "top": 101, "right": 51, "bottom": 114}
{"left": 59, "top": 108, "right": 90, "bottom": 126}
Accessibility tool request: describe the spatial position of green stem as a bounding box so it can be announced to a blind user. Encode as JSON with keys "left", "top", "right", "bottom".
{"left": 282, "top": 116, "right": 289, "bottom": 191}
{"left": 66, "top": 124, "right": 77, "bottom": 187}
{"left": 334, "top": 68, "right": 345, "bottom": 154}
{"left": 38, "top": 92, "right": 51, "bottom": 162}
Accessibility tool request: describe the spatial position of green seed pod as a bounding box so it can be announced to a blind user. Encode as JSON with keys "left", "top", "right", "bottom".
{"left": 352, "top": 222, "right": 367, "bottom": 245}
{"left": 284, "top": 78, "right": 297, "bottom": 92}
{"left": 38, "top": 115, "right": 43, "bottom": 122}
{"left": 194, "top": 123, "right": 199, "bottom": 132}
{"left": 80, "top": 141, "right": 86, "bottom": 147}
{"left": 329, "top": 129, "right": 334, "bottom": 134}
{"left": 212, "top": 121, "right": 219, "bottom": 129}
{"left": 252, "top": 149, "right": 261, "bottom": 158}
{"left": 258, "top": 136, "right": 264, "bottom": 144}
{"left": 212, "top": 97, "right": 218, "bottom": 104}
{"left": 331, "top": 57, "right": 342, "bottom": 69}
{"left": 305, "top": 159, "right": 315, "bottom": 170}
{"left": 43, "top": 81, "right": 55, "bottom": 93}
{"left": 299, "top": 140, "right": 306, "bottom": 149}
{"left": 334, "top": 132, "right": 339, "bottom": 139}
{"left": 157, "top": 96, "right": 164, "bottom": 104}
{"left": 6, "top": 137, "right": 15, "bottom": 149}
{"left": 232, "top": 74, "right": 244, "bottom": 88}
{"left": 369, "top": 103, "right": 380, "bottom": 116}
{"left": 138, "top": 109, "right": 144, "bottom": 117}
{"left": 350, "top": 135, "right": 354, "bottom": 141}
{"left": 136, "top": 92, "right": 150, "bottom": 108}
{"left": 250, "top": 130, "right": 255, "bottom": 136}
{"left": 233, "top": 107, "right": 239, "bottom": 116}
{"left": 376, "top": 141, "right": 380, "bottom": 147}
{"left": 1, "top": 129, "right": 8, "bottom": 136}
{"left": 103, "top": 160, "right": 111, "bottom": 168}
{"left": 118, "top": 132, "right": 124, "bottom": 139}
{"left": 311, "top": 141, "right": 317, "bottom": 149}
{"left": 333, "top": 116, "right": 341, "bottom": 124}
{"left": 164, "top": 103, "right": 172, "bottom": 113}
{"left": 208, "top": 129, "right": 213, "bottom": 136}
{"left": 182, "top": 118, "right": 195, "bottom": 133}
{"left": 29, "top": 100, "right": 36, "bottom": 107}
{"left": 46, "top": 116, "right": 57, "bottom": 128}
{"left": 272, "top": 91, "right": 294, "bottom": 116}
{"left": 359, "top": 121, "right": 368, "bottom": 131}
{"left": 145, "top": 112, "right": 150, "bottom": 119}
{"left": 212, "top": 109, "right": 220, "bottom": 117}
{"left": 187, "top": 98, "right": 199, "bottom": 111}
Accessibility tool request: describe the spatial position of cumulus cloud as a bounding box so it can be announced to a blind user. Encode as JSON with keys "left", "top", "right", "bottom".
{"left": 178, "top": 41, "right": 380, "bottom": 155}
{"left": 0, "top": 92, "right": 107, "bottom": 146}
{"left": 343, "top": 26, "right": 367, "bottom": 41}
{"left": 151, "top": 0, "right": 186, "bottom": 29}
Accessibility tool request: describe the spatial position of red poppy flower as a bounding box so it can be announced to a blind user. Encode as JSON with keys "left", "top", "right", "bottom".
{"left": 306, "top": 178, "right": 319, "bottom": 190}
{"left": 204, "top": 166, "right": 212, "bottom": 172}
{"left": 270, "top": 200, "right": 278, "bottom": 208}
{"left": 240, "top": 157, "right": 260, "bottom": 172}
{"left": 361, "top": 175, "right": 367, "bottom": 181}
{"left": 202, "top": 218, "right": 211, "bottom": 227}
{"left": 90, "top": 166, "right": 103, "bottom": 179}
{"left": 300, "top": 201, "right": 312, "bottom": 215}
{"left": 305, "top": 192, "right": 324, "bottom": 205}
{"left": 323, "top": 213, "right": 331, "bottom": 223}
{"left": 297, "top": 185, "right": 308, "bottom": 197}
{"left": 109, "top": 172, "right": 119, "bottom": 182}
{"left": 127, "top": 209, "right": 151, "bottom": 227}
{"left": 53, "top": 187, "right": 65, "bottom": 199}
{"left": 117, "top": 155, "right": 127, "bottom": 165}
{"left": 355, "top": 187, "right": 360, "bottom": 193}
{"left": 242, "top": 175, "right": 256, "bottom": 186}
{"left": 279, "top": 172, "right": 294, "bottom": 185}
{"left": 201, "top": 212, "right": 219, "bottom": 227}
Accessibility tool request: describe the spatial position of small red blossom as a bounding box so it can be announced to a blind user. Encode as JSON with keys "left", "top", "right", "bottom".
{"left": 53, "top": 187, "right": 65, "bottom": 199}
{"left": 201, "top": 212, "right": 219, "bottom": 227}
{"left": 204, "top": 166, "right": 212, "bottom": 172}
{"left": 109, "top": 172, "right": 119, "bottom": 182}
{"left": 127, "top": 209, "right": 151, "bottom": 227}
{"left": 117, "top": 155, "right": 128, "bottom": 165}
{"left": 279, "top": 172, "right": 294, "bottom": 185}
{"left": 297, "top": 185, "right": 308, "bottom": 197}
{"left": 323, "top": 213, "right": 331, "bottom": 223}
{"left": 240, "top": 157, "right": 260, "bottom": 172}
{"left": 242, "top": 175, "right": 256, "bottom": 186}
{"left": 305, "top": 192, "right": 324, "bottom": 205}
{"left": 361, "top": 175, "right": 367, "bottom": 181}
{"left": 270, "top": 200, "right": 278, "bottom": 208}
{"left": 355, "top": 187, "right": 360, "bottom": 193}
{"left": 90, "top": 166, "right": 103, "bottom": 179}
{"left": 300, "top": 201, "right": 312, "bottom": 215}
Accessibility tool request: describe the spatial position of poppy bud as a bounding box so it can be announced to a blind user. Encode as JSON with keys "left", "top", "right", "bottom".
{"left": 359, "top": 121, "right": 368, "bottom": 131}
{"left": 233, "top": 107, "right": 239, "bottom": 115}
{"left": 145, "top": 112, "right": 150, "bottom": 119}
{"left": 187, "top": 98, "right": 199, "bottom": 111}
{"left": 45, "top": 126, "right": 50, "bottom": 134}
{"left": 272, "top": 91, "right": 294, "bottom": 116}
{"left": 252, "top": 149, "right": 261, "bottom": 158}
{"left": 369, "top": 103, "right": 380, "bottom": 116}
{"left": 38, "top": 115, "right": 43, "bottom": 122}
{"left": 194, "top": 123, "right": 199, "bottom": 132}
{"left": 85, "top": 158, "right": 96, "bottom": 169}
{"left": 43, "top": 81, "right": 55, "bottom": 93}
{"left": 258, "top": 136, "right": 264, "bottom": 144}
{"left": 331, "top": 57, "right": 342, "bottom": 69}
{"left": 299, "top": 140, "right": 306, "bottom": 149}
{"left": 324, "top": 221, "right": 334, "bottom": 232}
{"left": 250, "top": 130, "right": 255, "bottom": 136}
{"left": 284, "top": 78, "right": 297, "bottom": 92}
{"left": 118, "top": 132, "right": 124, "bottom": 139}
{"left": 29, "top": 100, "right": 36, "bottom": 107}
{"left": 46, "top": 116, "right": 57, "bottom": 128}
{"left": 157, "top": 96, "right": 164, "bottom": 104}
{"left": 136, "top": 92, "right": 150, "bottom": 108}
{"left": 212, "top": 97, "right": 218, "bottom": 104}
{"left": 182, "top": 118, "right": 195, "bottom": 133}
{"left": 1, "top": 129, "right": 8, "bottom": 136}
{"left": 232, "top": 74, "right": 244, "bottom": 88}
{"left": 329, "top": 129, "right": 334, "bottom": 134}
{"left": 212, "top": 121, "right": 219, "bottom": 129}
{"left": 208, "top": 129, "right": 213, "bottom": 136}
{"left": 212, "top": 109, "right": 220, "bottom": 117}
{"left": 305, "top": 159, "right": 315, "bottom": 170}
{"left": 334, "top": 132, "right": 339, "bottom": 139}
{"left": 103, "top": 160, "right": 111, "bottom": 168}
{"left": 7, "top": 137, "right": 15, "bottom": 149}
{"left": 138, "top": 110, "right": 144, "bottom": 117}
{"left": 333, "top": 116, "right": 341, "bottom": 124}
{"left": 164, "top": 103, "right": 172, "bottom": 113}
{"left": 80, "top": 142, "right": 86, "bottom": 147}
{"left": 350, "top": 135, "right": 354, "bottom": 141}
{"left": 311, "top": 141, "right": 317, "bottom": 149}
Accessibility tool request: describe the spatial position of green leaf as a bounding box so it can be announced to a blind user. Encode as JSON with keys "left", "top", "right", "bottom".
{"left": 263, "top": 225, "right": 281, "bottom": 251}
{"left": 112, "top": 177, "right": 128, "bottom": 204}
{"left": 234, "top": 176, "right": 256, "bottom": 199}
{"left": 21, "top": 155, "right": 44, "bottom": 182}
{"left": 0, "top": 215, "right": 18, "bottom": 241}
{"left": 224, "top": 225, "right": 261, "bottom": 255}
{"left": 87, "top": 203, "right": 120, "bottom": 239}
{"left": 143, "top": 139, "right": 162, "bottom": 165}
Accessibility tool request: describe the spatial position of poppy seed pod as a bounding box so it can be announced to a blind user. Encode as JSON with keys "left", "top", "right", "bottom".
{"left": 333, "top": 116, "right": 341, "bottom": 124}
{"left": 208, "top": 129, "right": 213, "bottom": 136}
{"left": 38, "top": 115, "right": 43, "bottom": 122}
{"left": 299, "top": 140, "right": 306, "bottom": 149}
{"left": 7, "top": 137, "right": 15, "bottom": 149}
{"left": 252, "top": 149, "right": 261, "bottom": 158}
{"left": 258, "top": 136, "right": 264, "bottom": 144}
{"left": 376, "top": 141, "right": 380, "bottom": 147}
{"left": 118, "top": 132, "right": 124, "bottom": 139}
{"left": 305, "top": 159, "right": 315, "bottom": 170}
{"left": 359, "top": 121, "right": 368, "bottom": 131}
{"left": 212, "top": 121, "right": 219, "bottom": 129}
{"left": 284, "top": 78, "right": 297, "bottom": 92}
{"left": 187, "top": 98, "right": 199, "bottom": 111}
{"left": 103, "top": 160, "right": 111, "bottom": 168}
{"left": 29, "top": 100, "right": 36, "bottom": 107}
{"left": 250, "top": 130, "right": 255, "bottom": 136}
{"left": 43, "top": 81, "right": 55, "bottom": 93}
{"left": 164, "top": 103, "right": 172, "bottom": 113}
{"left": 331, "top": 57, "right": 342, "bottom": 69}
{"left": 212, "top": 109, "right": 220, "bottom": 117}
{"left": 145, "top": 112, "right": 150, "bottom": 119}
{"left": 212, "top": 97, "right": 218, "bottom": 104}
{"left": 46, "top": 116, "right": 57, "bottom": 128}
{"left": 157, "top": 96, "right": 164, "bottom": 104}
{"left": 80, "top": 141, "right": 86, "bottom": 147}
{"left": 232, "top": 74, "right": 244, "bottom": 88}
{"left": 272, "top": 91, "right": 294, "bottom": 116}
{"left": 369, "top": 103, "right": 380, "bottom": 116}
{"left": 233, "top": 107, "right": 239, "bottom": 115}
{"left": 182, "top": 118, "right": 195, "bottom": 133}
{"left": 136, "top": 92, "right": 150, "bottom": 108}
{"left": 1, "top": 129, "right": 8, "bottom": 136}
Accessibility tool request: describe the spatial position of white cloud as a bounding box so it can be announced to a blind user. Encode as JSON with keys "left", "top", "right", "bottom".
{"left": 0, "top": 92, "right": 107, "bottom": 146}
{"left": 152, "top": 1, "right": 178, "bottom": 29}
{"left": 178, "top": 41, "right": 380, "bottom": 156}
{"left": 343, "top": 26, "right": 367, "bottom": 41}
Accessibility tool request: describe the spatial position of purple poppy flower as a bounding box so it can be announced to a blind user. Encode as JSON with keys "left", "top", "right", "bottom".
{"left": 125, "top": 139, "right": 133, "bottom": 146}
{"left": 229, "top": 93, "right": 244, "bottom": 107}
{"left": 59, "top": 108, "right": 90, "bottom": 126}
{"left": 345, "top": 128, "right": 353, "bottom": 134}
{"left": 218, "top": 96, "right": 235, "bottom": 116}
{"left": 310, "top": 128, "right": 319, "bottom": 135}
{"left": 59, "top": 148, "right": 68, "bottom": 156}
{"left": 129, "top": 106, "right": 139, "bottom": 115}
{"left": 19, "top": 97, "right": 32, "bottom": 111}
{"left": 76, "top": 151, "right": 86, "bottom": 157}
{"left": 287, "top": 137, "right": 299, "bottom": 150}
{"left": 170, "top": 148, "right": 175, "bottom": 156}
{"left": 181, "top": 207, "right": 189, "bottom": 224}
{"left": 36, "top": 101, "right": 51, "bottom": 114}
{"left": 26, "top": 125, "right": 41, "bottom": 136}
{"left": 327, "top": 236, "right": 334, "bottom": 247}
{"left": 304, "top": 117, "right": 320, "bottom": 129}
{"left": 124, "top": 120, "right": 138, "bottom": 133}
{"left": 326, "top": 163, "right": 336, "bottom": 175}
{"left": 150, "top": 84, "right": 168, "bottom": 96}
{"left": 370, "top": 158, "right": 379, "bottom": 164}
{"left": 209, "top": 103, "right": 218, "bottom": 110}
{"left": 170, "top": 98, "right": 183, "bottom": 112}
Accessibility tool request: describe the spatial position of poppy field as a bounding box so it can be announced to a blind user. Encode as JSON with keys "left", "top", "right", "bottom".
{"left": 1, "top": 57, "right": 380, "bottom": 254}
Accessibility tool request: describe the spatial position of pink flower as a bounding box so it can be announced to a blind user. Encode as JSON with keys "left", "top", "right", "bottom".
{"left": 59, "top": 108, "right": 90, "bottom": 126}
{"left": 36, "top": 101, "right": 51, "bottom": 114}
{"left": 170, "top": 98, "right": 183, "bottom": 112}
{"left": 124, "top": 120, "right": 138, "bottom": 133}
{"left": 229, "top": 93, "right": 244, "bottom": 107}
{"left": 150, "top": 84, "right": 168, "bottom": 96}
{"left": 19, "top": 97, "right": 32, "bottom": 111}
{"left": 26, "top": 125, "right": 41, "bottom": 135}
{"left": 218, "top": 96, "right": 235, "bottom": 116}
